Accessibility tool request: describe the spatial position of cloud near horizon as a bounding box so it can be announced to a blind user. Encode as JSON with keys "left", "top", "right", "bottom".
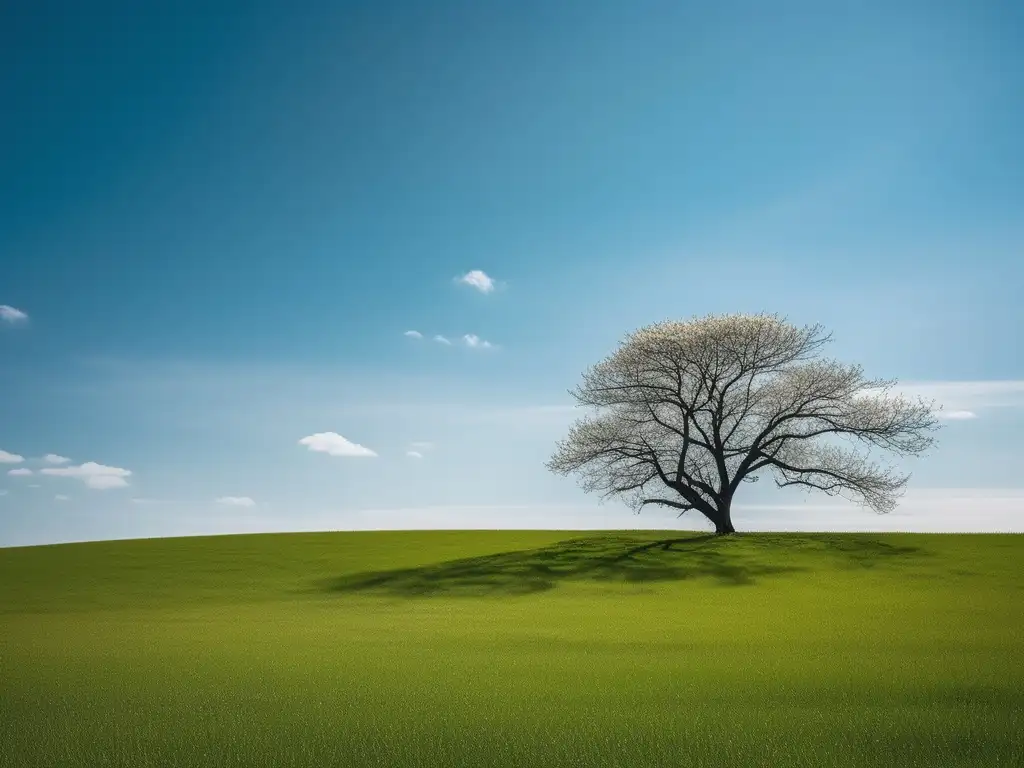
{"left": 7, "top": 468, "right": 33, "bottom": 476}
{"left": 893, "top": 380, "right": 1024, "bottom": 413}
{"left": 43, "top": 454, "right": 72, "bottom": 464}
{"left": 298, "top": 432, "right": 378, "bottom": 457}
{"left": 40, "top": 461, "right": 132, "bottom": 489}
{"left": 456, "top": 270, "right": 496, "bottom": 293}
{"left": 0, "top": 450, "right": 25, "bottom": 463}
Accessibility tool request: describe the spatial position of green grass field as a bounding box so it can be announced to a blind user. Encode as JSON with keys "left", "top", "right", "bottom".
{"left": 1, "top": 530, "right": 1022, "bottom": 767}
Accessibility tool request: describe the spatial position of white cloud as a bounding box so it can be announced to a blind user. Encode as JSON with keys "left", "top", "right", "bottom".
{"left": 406, "top": 451, "right": 423, "bottom": 459}
{"left": 937, "top": 410, "right": 977, "bottom": 420}
{"left": 463, "top": 334, "right": 494, "bottom": 349}
{"left": 43, "top": 454, "right": 72, "bottom": 464}
{"left": 456, "top": 270, "right": 496, "bottom": 293}
{"left": 55, "top": 494, "right": 70, "bottom": 501}
{"left": 433, "top": 335, "right": 452, "bottom": 345}
{"left": 298, "top": 432, "right": 378, "bottom": 457}
{"left": 0, "top": 450, "right": 25, "bottom": 464}
{"left": 891, "top": 380, "right": 1024, "bottom": 412}
{"left": 40, "top": 461, "right": 132, "bottom": 489}
{"left": 7, "top": 468, "right": 32, "bottom": 476}
{"left": 403, "top": 330, "right": 423, "bottom": 339}
{"left": 0, "top": 305, "right": 28, "bottom": 324}
{"left": 216, "top": 496, "right": 256, "bottom": 507}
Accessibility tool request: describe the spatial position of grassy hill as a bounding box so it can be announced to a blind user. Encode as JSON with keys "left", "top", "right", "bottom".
{"left": 2, "top": 530, "right": 1022, "bottom": 767}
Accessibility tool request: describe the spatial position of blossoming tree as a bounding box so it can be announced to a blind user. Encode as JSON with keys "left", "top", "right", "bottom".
{"left": 547, "top": 314, "right": 941, "bottom": 534}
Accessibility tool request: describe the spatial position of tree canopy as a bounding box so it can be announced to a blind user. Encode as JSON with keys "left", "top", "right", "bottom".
{"left": 547, "top": 314, "right": 941, "bottom": 534}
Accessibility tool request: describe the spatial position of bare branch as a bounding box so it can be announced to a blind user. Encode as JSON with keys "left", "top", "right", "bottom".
{"left": 639, "top": 498, "right": 694, "bottom": 517}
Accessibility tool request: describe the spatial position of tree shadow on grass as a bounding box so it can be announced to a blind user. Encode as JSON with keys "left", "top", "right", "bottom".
{"left": 737, "top": 532, "right": 928, "bottom": 568}
{"left": 318, "top": 533, "right": 929, "bottom": 598}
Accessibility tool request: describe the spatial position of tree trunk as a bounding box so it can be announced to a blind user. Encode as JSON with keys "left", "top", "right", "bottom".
{"left": 714, "top": 517, "right": 736, "bottom": 535}
{"left": 712, "top": 500, "right": 736, "bottom": 535}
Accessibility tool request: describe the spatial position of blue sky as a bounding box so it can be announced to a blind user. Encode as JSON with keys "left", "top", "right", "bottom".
{"left": 2, "top": 0, "right": 1022, "bottom": 546}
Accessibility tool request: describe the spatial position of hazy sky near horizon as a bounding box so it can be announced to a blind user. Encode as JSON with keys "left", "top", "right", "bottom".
{"left": 2, "top": 0, "right": 1023, "bottom": 546}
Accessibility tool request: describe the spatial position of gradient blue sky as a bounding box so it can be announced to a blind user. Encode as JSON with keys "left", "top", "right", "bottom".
{"left": 2, "top": 0, "right": 1022, "bottom": 546}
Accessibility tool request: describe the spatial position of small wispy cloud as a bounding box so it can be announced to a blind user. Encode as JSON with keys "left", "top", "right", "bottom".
{"left": 7, "top": 468, "right": 32, "bottom": 476}
{"left": 40, "top": 461, "right": 131, "bottom": 489}
{"left": 405, "top": 438, "right": 438, "bottom": 456}
{"left": 414, "top": 332, "right": 493, "bottom": 347}
{"left": 299, "top": 432, "right": 378, "bottom": 457}
{"left": 407, "top": 440, "right": 435, "bottom": 459}
{"left": 43, "top": 454, "right": 72, "bottom": 464}
{"left": 463, "top": 334, "right": 494, "bottom": 349}
{"left": 0, "top": 490, "right": 8, "bottom": 497}
{"left": 55, "top": 494, "right": 70, "bottom": 501}
{"left": 0, "top": 305, "right": 28, "bottom": 324}
{"left": 456, "top": 270, "right": 496, "bottom": 294}
{"left": 216, "top": 496, "right": 256, "bottom": 507}
{"left": 937, "top": 410, "right": 977, "bottom": 420}
{"left": 892, "top": 380, "right": 1024, "bottom": 413}
{"left": 0, "top": 450, "right": 25, "bottom": 464}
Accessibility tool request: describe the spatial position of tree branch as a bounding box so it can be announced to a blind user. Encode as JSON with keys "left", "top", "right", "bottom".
{"left": 639, "top": 498, "right": 695, "bottom": 517}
